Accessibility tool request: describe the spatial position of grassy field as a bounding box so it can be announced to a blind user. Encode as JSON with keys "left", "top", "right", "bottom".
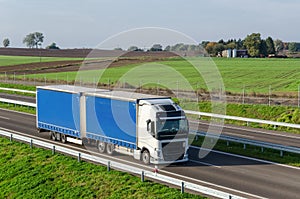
{"left": 16, "top": 57, "right": 300, "bottom": 94}
{"left": 0, "top": 55, "right": 84, "bottom": 66}
{"left": 0, "top": 136, "right": 203, "bottom": 199}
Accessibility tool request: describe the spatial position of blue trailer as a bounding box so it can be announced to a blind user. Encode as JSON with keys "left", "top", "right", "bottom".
{"left": 37, "top": 85, "right": 189, "bottom": 164}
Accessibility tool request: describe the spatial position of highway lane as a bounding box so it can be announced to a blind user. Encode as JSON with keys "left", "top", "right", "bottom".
{"left": 189, "top": 119, "right": 300, "bottom": 148}
{"left": 0, "top": 108, "right": 300, "bottom": 198}
{"left": 2, "top": 93, "right": 300, "bottom": 148}
{"left": 0, "top": 92, "right": 35, "bottom": 103}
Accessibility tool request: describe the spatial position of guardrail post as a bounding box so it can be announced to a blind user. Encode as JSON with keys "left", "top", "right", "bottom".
{"left": 141, "top": 171, "right": 144, "bottom": 182}
{"left": 243, "top": 144, "right": 246, "bottom": 150}
{"left": 107, "top": 161, "right": 110, "bottom": 172}
{"left": 78, "top": 153, "right": 81, "bottom": 162}
{"left": 52, "top": 146, "right": 55, "bottom": 155}
{"left": 280, "top": 150, "right": 283, "bottom": 157}
{"left": 195, "top": 135, "right": 198, "bottom": 141}
{"left": 30, "top": 139, "right": 33, "bottom": 149}
{"left": 227, "top": 141, "right": 229, "bottom": 146}
{"left": 181, "top": 181, "right": 184, "bottom": 194}
{"left": 10, "top": 134, "right": 13, "bottom": 142}
{"left": 261, "top": 147, "right": 264, "bottom": 153}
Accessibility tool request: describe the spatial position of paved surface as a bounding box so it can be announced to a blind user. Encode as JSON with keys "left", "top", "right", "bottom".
{"left": 3, "top": 93, "right": 300, "bottom": 148}
{"left": 0, "top": 108, "right": 300, "bottom": 198}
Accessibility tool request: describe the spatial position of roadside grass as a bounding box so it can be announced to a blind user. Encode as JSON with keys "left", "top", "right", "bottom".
{"left": 0, "top": 83, "right": 36, "bottom": 97}
{"left": 10, "top": 57, "right": 300, "bottom": 94}
{"left": 0, "top": 103, "right": 35, "bottom": 114}
{"left": 0, "top": 137, "right": 204, "bottom": 199}
{"left": 191, "top": 136, "right": 300, "bottom": 167}
{"left": 0, "top": 55, "right": 84, "bottom": 67}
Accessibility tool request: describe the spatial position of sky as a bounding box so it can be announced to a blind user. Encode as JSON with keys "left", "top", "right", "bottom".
{"left": 0, "top": 0, "right": 299, "bottom": 49}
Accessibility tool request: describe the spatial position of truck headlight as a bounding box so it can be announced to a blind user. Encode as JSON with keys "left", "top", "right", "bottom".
{"left": 155, "top": 148, "right": 161, "bottom": 157}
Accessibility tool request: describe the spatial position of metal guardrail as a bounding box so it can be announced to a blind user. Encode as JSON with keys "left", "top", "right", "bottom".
{"left": 1, "top": 87, "right": 299, "bottom": 129}
{"left": 0, "top": 129, "right": 245, "bottom": 199}
{"left": 184, "top": 110, "right": 300, "bottom": 129}
{"left": 0, "top": 88, "right": 299, "bottom": 155}
{"left": 1, "top": 87, "right": 299, "bottom": 130}
{"left": 191, "top": 131, "right": 300, "bottom": 155}
{"left": 0, "top": 97, "right": 36, "bottom": 107}
{"left": 0, "top": 87, "right": 36, "bottom": 94}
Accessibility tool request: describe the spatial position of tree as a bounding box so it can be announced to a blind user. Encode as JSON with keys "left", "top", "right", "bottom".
{"left": 127, "top": 46, "right": 143, "bottom": 51}
{"left": 243, "top": 33, "right": 262, "bottom": 57}
{"left": 46, "top": 42, "right": 60, "bottom": 49}
{"left": 265, "top": 37, "right": 275, "bottom": 55}
{"left": 205, "top": 42, "right": 217, "bottom": 55}
{"left": 23, "top": 32, "right": 44, "bottom": 48}
{"left": 226, "top": 42, "right": 236, "bottom": 49}
{"left": 150, "top": 44, "right": 162, "bottom": 51}
{"left": 3, "top": 38, "right": 10, "bottom": 47}
{"left": 259, "top": 39, "right": 268, "bottom": 57}
{"left": 288, "top": 42, "right": 298, "bottom": 53}
{"left": 274, "top": 39, "right": 284, "bottom": 53}
{"left": 114, "top": 47, "right": 123, "bottom": 51}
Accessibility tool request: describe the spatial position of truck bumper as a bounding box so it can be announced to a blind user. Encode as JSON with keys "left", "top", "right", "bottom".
{"left": 150, "top": 154, "right": 188, "bottom": 165}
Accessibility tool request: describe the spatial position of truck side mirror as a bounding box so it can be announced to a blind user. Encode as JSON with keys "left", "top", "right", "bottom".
{"left": 146, "top": 119, "right": 151, "bottom": 132}
{"left": 146, "top": 119, "right": 155, "bottom": 136}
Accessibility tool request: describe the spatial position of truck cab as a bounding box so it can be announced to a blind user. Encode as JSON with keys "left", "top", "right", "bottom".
{"left": 137, "top": 98, "right": 189, "bottom": 164}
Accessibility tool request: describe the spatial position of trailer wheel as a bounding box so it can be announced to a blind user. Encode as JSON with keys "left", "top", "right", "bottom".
{"left": 61, "top": 134, "right": 67, "bottom": 143}
{"left": 97, "top": 141, "right": 106, "bottom": 153}
{"left": 106, "top": 143, "right": 114, "bottom": 155}
{"left": 142, "top": 150, "right": 150, "bottom": 165}
{"left": 50, "top": 131, "right": 56, "bottom": 141}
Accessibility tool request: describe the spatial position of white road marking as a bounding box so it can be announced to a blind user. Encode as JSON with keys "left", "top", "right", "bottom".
{"left": 222, "top": 131, "right": 254, "bottom": 139}
{"left": 190, "top": 120, "right": 300, "bottom": 140}
{"left": 0, "top": 116, "right": 10, "bottom": 120}
{"left": 189, "top": 159, "right": 221, "bottom": 168}
{"left": 190, "top": 146, "right": 300, "bottom": 170}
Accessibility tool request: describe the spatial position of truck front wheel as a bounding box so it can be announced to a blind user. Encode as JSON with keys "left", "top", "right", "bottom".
{"left": 142, "top": 150, "right": 150, "bottom": 165}
{"left": 106, "top": 143, "right": 114, "bottom": 155}
{"left": 98, "top": 141, "right": 106, "bottom": 153}
{"left": 61, "top": 134, "right": 67, "bottom": 143}
{"left": 50, "top": 131, "right": 56, "bottom": 141}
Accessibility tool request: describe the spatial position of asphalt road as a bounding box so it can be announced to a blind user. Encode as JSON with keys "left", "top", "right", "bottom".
{"left": 3, "top": 93, "right": 300, "bottom": 148}
{"left": 0, "top": 108, "right": 300, "bottom": 198}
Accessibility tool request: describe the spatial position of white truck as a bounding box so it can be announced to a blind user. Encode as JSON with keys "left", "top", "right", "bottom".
{"left": 36, "top": 85, "right": 189, "bottom": 164}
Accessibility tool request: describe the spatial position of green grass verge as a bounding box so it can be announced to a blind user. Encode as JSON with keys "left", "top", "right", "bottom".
{"left": 0, "top": 103, "right": 35, "bottom": 114}
{"left": 0, "top": 55, "right": 84, "bottom": 67}
{"left": 193, "top": 102, "right": 300, "bottom": 134}
{"left": 0, "top": 83, "right": 36, "bottom": 97}
{"left": 191, "top": 136, "right": 300, "bottom": 167}
{"left": 0, "top": 137, "right": 204, "bottom": 199}
{"left": 12, "top": 57, "right": 300, "bottom": 94}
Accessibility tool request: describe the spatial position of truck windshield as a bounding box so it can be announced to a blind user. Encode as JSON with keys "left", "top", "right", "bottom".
{"left": 156, "top": 119, "right": 188, "bottom": 140}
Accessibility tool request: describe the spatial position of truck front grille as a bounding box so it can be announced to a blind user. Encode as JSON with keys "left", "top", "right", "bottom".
{"left": 162, "top": 141, "right": 185, "bottom": 161}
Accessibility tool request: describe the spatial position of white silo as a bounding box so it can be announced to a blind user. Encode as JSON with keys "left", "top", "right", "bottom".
{"left": 227, "top": 49, "right": 232, "bottom": 58}
{"left": 233, "top": 49, "right": 237, "bottom": 58}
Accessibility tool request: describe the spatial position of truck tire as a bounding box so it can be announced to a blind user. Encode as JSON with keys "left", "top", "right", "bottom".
{"left": 106, "top": 143, "right": 114, "bottom": 155}
{"left": 97, "top": 141, "right": 106, "bottom": 153}
{"left": 50, "top": 131, "right": 56, "bottom": 141}
{"left": 61, "top": 134, "right": 67, "bottom": 143}
{"left": 142, "top": 150, "right": 150, "bottom": 165}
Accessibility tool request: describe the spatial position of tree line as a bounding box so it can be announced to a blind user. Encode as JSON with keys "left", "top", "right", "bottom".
{"left": 201, "top": 33, "right": 297, "bottom": 57}
{"left": 124, "top": 33, "right": 298, "bottom": 57}
{"left": 1, "top": 32, "right": 59, "bottom": 49}
{"left": 1, "top": 32, "right": 298, "bottom": 57}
